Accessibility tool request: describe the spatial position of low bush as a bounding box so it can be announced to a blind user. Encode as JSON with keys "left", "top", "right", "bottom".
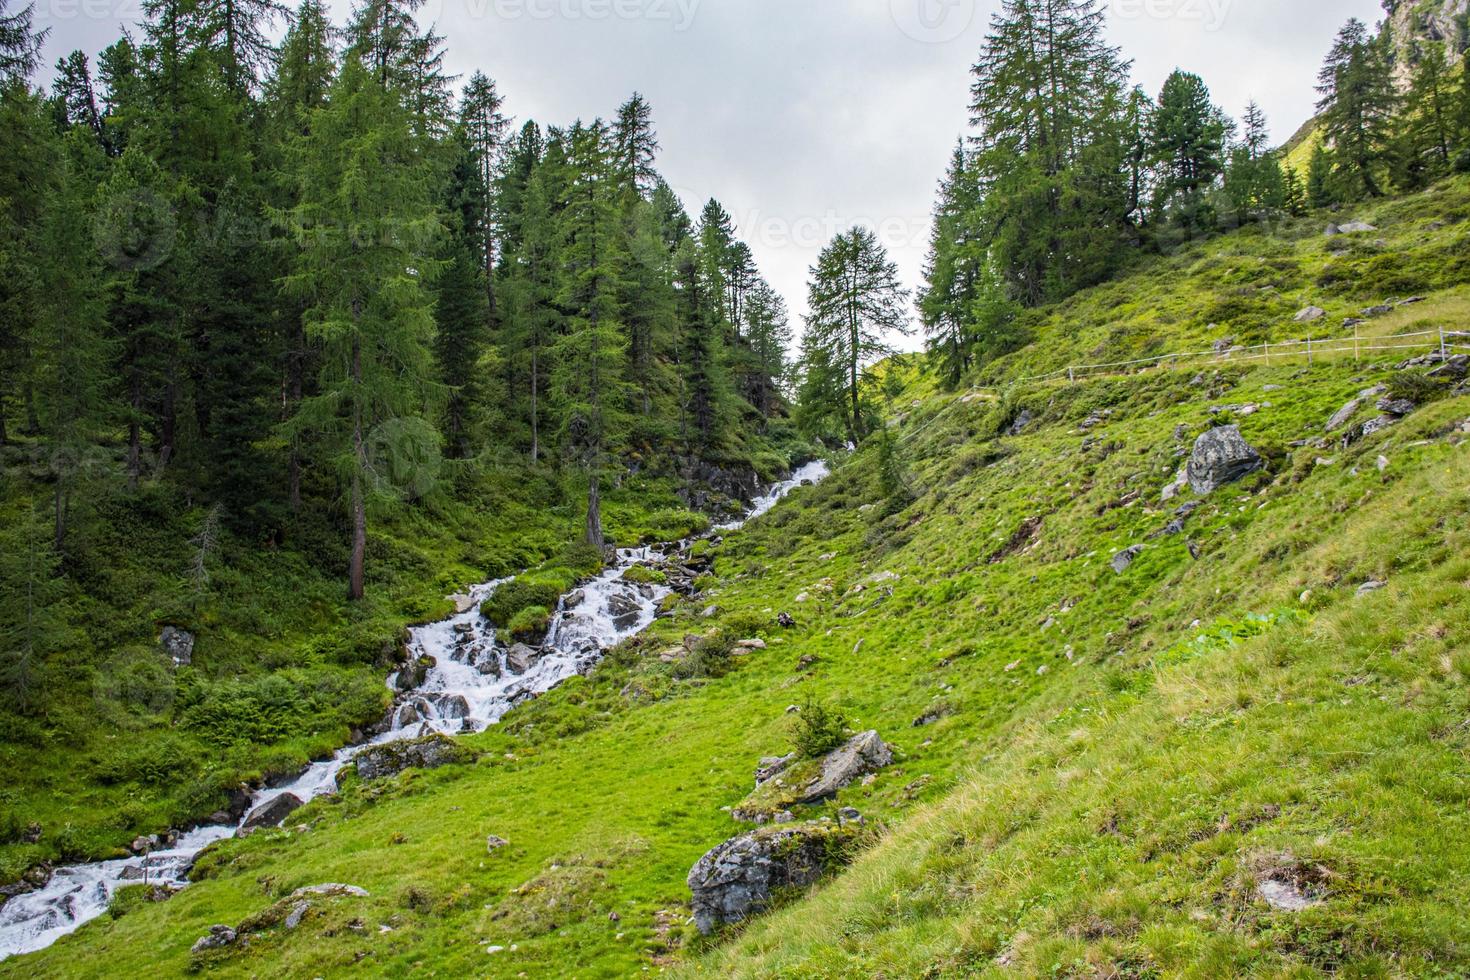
{"left": 790, "top": 697, "right": 848, "bottom": 759}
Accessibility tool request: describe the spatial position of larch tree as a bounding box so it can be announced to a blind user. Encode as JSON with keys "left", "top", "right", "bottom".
{"left": 552, "top": 121, "right": 629, "bottom": 549}
{"left": 803, "top": 226, "right": 911, "bottom": 443}
{"left": 278, "top": 57, "right": 442, "bottom": 600}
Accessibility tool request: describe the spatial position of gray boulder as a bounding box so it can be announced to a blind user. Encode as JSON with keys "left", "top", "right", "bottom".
{"left": 800, "top": 730, "right": 893, "bottom": 803}
{"left": 1187, "top": 425, "right": 1263, "bottom": 495}
{"left": 505, "top": 643, "right": 540, "bottom": 675}
{"left": 1376, "top": 397, "right": 1416, "bottom": 416}
{"left": 191, "top": 925, "right": 237, "bottom": 954}
{"left": 160, "top": 626, "right": 194, "bottom": 667}
{"left": 1293, "top": 306, "right": 1326, "bottom": 323}
{"left": 1111, "top": 545, "right": 1144, "bottom": 574}
{"left": 687, "top": 822, "right": 857, "bottom": 934}
{"left": 351, "top": 733, "right": 473, "bottom": 783}
{"left": 239, "top": 793, "right": 303, "bottom": 833}
{"left": 437, "top": 695, "right": 471, "bottom": 721}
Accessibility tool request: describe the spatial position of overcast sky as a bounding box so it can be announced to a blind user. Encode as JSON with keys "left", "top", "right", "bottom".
{"left": 36, "top": 0, "right": 1384, "bottom": 344}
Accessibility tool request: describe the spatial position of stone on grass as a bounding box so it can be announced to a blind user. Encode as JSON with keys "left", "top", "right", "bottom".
{"left": 1110, "top": 546, "right": 1144, "bottom": 574}
{"left": 687, "top": 821, "right": 858, "bottom": 934}
{"left": 191, "top": 925, "right": 237, "bottom": 954}
{"left": 290, "top": 883, "right": 369, "bottom": 899}
{"left": 1187, "top": 425, "right": 1263, "bottom": 495}
{"left": 1293, "top": 306, "right": 1326, "bottom": 323}
{"left": 801, "top": 731, "right": 892, "bottom": 803}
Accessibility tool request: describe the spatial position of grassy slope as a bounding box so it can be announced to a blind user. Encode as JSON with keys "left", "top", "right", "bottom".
{"left": 7, "top": 178, "right": 1470, "bottom": 978}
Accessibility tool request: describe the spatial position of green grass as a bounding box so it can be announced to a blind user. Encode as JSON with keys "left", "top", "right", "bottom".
{"left": 6, "top": 178, "right": 1470, "bottom": 978}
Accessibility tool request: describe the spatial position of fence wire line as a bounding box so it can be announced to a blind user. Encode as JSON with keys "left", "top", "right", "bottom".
{"left": 897, "top": 328, "right": 1464, "bottom": 448}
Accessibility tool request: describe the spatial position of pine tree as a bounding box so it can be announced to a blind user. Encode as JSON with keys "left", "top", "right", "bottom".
{"left": 459, "top": 71, "right": 509, "bottom": 284}
{"left": 52, "top": 51, "right": 105, "bottom": 144}
{"left": 1316, "top": 18, "right": 1398, "bottom": 199}
{"left": 32, "top": 132, "right": 113, "bottom": 553}
{"left": 1402, "top": 44, "right": 1456, "bottom": 179}
{"left": 193, "top": 0, "right": 287, "bottom": 97}
{"left": 436, "top": 130, "right": 493, "bottom": 459}
{"left": 742, "top": 280, "right": 791, "bottom": 421}
{"left": 803, "top": 227, "right": 911, "bottom": 443}
{"left": 1149, "top": 70, "right": 1230, "bottom": 234}
{"left": 1307, "top": 140, "right": 1335, "bottom": 208}
{"left": 278, "top": 57, "right": 442, "bottom": 599}
{"left": 673, "top": 236, "right": 728, "bottom": 452}
{"left": 0, "top": 505, "right": 72, "bottom": 714}
{"left": 1222, "top": 101, "right": 1286, "bottom": 223}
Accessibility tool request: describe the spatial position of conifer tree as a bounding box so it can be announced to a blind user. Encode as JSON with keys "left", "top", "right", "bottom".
{"left": 1149, "top": 70, "right": 1230, "bottom": 234}
{"left": 53, "top": 51, "right": 105, "bottom": 143}
{"left": 0, "top": 0, "right": 44, "bottom": 85}
{"left": 278, "top": 57, "right": 442, "bottom": 599}
{"left": 552, "top": 121, "right": 629, "bottom": 549}
{"left": 613, "top": 92, "right": 659, "bottom": 197}
{"left": 1401, "top": 44, "right": 1457, "bottom": 180}
{"left": 673, "top": 236, "right": 727, "bottom": 452}
{"left": 1316, "top": 18, "right": 1398, "bottom": 199}
{"left": 919, "top": 141, "right": 984, "bottom": 386}
{"left": 436, "top": 131, "right": 493, "bottom": 459}
{"left": 743, "top": 280, "right": 791, "bottom": 422}
{"left": 803, "top": 227, "right": 910, "bottom": 443}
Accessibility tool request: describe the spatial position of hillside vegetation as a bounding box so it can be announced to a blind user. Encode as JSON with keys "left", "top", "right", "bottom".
{"left": 7, "top": 175, "right": 1469, "bottom": 978}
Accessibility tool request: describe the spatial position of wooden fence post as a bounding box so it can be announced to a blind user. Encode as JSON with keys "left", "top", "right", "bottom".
{"left": 1442, "top": 327, "right": 1449, "bottom": 361}
{"left": 1354, "top": 326, "right": 1360, "bottom": 364}
{"left": 1307, "top": 337, "right": 1313, "bottom": 367}
{"left": 1068, "top": 367, "right": 1075, "bottom": 384}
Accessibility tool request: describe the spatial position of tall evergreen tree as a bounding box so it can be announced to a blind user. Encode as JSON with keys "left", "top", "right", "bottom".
{"left": 552, "top": 121, "right": 629, "bottom": 549}
{"left": 918, "top": 141, "right": 984, "bottom": 386}
{"left": 1149, "top": 70, "right": 1230, "bottom": 234}
{"left": 0, "top": 0, "right": 44, "bottom": 85}
{"left": 803, "top": 227, "right": 911, "bottom": 443}
{"left": 742, "top": 280, "right": 790, "bottom": 421}
{"left": 613, "top": 92, "right": 659, "bottom": 197}
{"left": 969, "top": 0, "right": 1133, "bottom": 304}
{"left": 278, "top": 57, "right": 442, "bottom": 599}
{"left": 1316, "top": 18, "right": 1398, "bottom": 199}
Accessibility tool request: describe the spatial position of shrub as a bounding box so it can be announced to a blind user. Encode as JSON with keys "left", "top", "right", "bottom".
{"left": 673, "top": 635, "right": 735, "bottom": 680}
{"left": 481, "top": 570, "right": 574, "bottom": 627}
{"left": 789, "top": 697, "right": 848, "bottom": 759}
{"left": 1386, "top": 371, "right": 1450, "bottom": 406}
{"left": 621, "top": 565, "right": 666, "bottom": 586}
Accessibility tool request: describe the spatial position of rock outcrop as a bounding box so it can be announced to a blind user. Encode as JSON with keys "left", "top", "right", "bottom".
{"left": 801, "top": 731, "right": 892, "bottom": 803}
{"left": 349, "top": 733, "right": 473, "bottom": 783}
{"left": 1187, "top": 425, "right": 1263, "bottom": 495}
{"left": 687, "top": 821, "right": 858, "bottom": 934}
{"left": 159, "top": 626, "right": 194, "bottom": 667}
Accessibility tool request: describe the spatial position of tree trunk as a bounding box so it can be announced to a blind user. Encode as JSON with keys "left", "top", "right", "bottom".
{"left": 53, "top": 482, "right": 66, "bottom": 554}
{"left": 287, "top": 317, "right": 305, "bottom": 516}
{"left": 348, "top": 331, "right": 367, "bottom": 601}
{"left": 584, "top": 471, "right": 604, "bottom": 551}
{"left": 159, "top": 379, "right": 176, "bottom": 471}
{"left": 128, "top": 374, "right": 142, "bottom": 489}
{"left": 530, "top": 346, "right": 539, "bottom": 464}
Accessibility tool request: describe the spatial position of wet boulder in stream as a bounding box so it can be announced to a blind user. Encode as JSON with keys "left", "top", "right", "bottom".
{"left": 349, "top": 733, "right": 474, "bottom": 783}
{"left": 606, "top": 592, "right": 644, "bottom": 630}
{"left": 505, "top": 643, "right": 541, "bottom": 675}
{"left": 238, "top": 793, "right": 304, "bottom": 834}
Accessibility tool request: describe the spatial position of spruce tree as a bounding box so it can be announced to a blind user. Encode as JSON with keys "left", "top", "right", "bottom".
{"left": 742, "top": 280, "right": 791, "bottom": 421}
{"left": 0, "top": 0, "right": 45, "bottom": 85}
{"left": 278, "top": 57, "right": 442, "bottom": 599}
{"left": 1401, "top": 44, "right": 1456, "bottom": 180}
{"left": 969, "top": 0, "right": 1132, "bottom": 303}
{"left": 803, "top": 227, "right": 911, "bottom": 443}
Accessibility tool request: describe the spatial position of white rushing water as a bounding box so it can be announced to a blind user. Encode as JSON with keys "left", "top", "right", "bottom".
{"left": 0, "top": 462, "right": 828, "bottom": 960}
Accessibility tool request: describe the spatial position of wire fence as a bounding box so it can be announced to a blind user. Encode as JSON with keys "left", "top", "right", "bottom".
{"left": 1016, "top": 327, "right": 1469, "bottom": 385}
{"left": 897, "top": 326, "right": 1468, "bottom": 448}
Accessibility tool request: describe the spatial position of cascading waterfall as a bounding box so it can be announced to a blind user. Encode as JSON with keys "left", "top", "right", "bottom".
{"left": 0, "top": 460, "right": 829, "bottom": 960}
